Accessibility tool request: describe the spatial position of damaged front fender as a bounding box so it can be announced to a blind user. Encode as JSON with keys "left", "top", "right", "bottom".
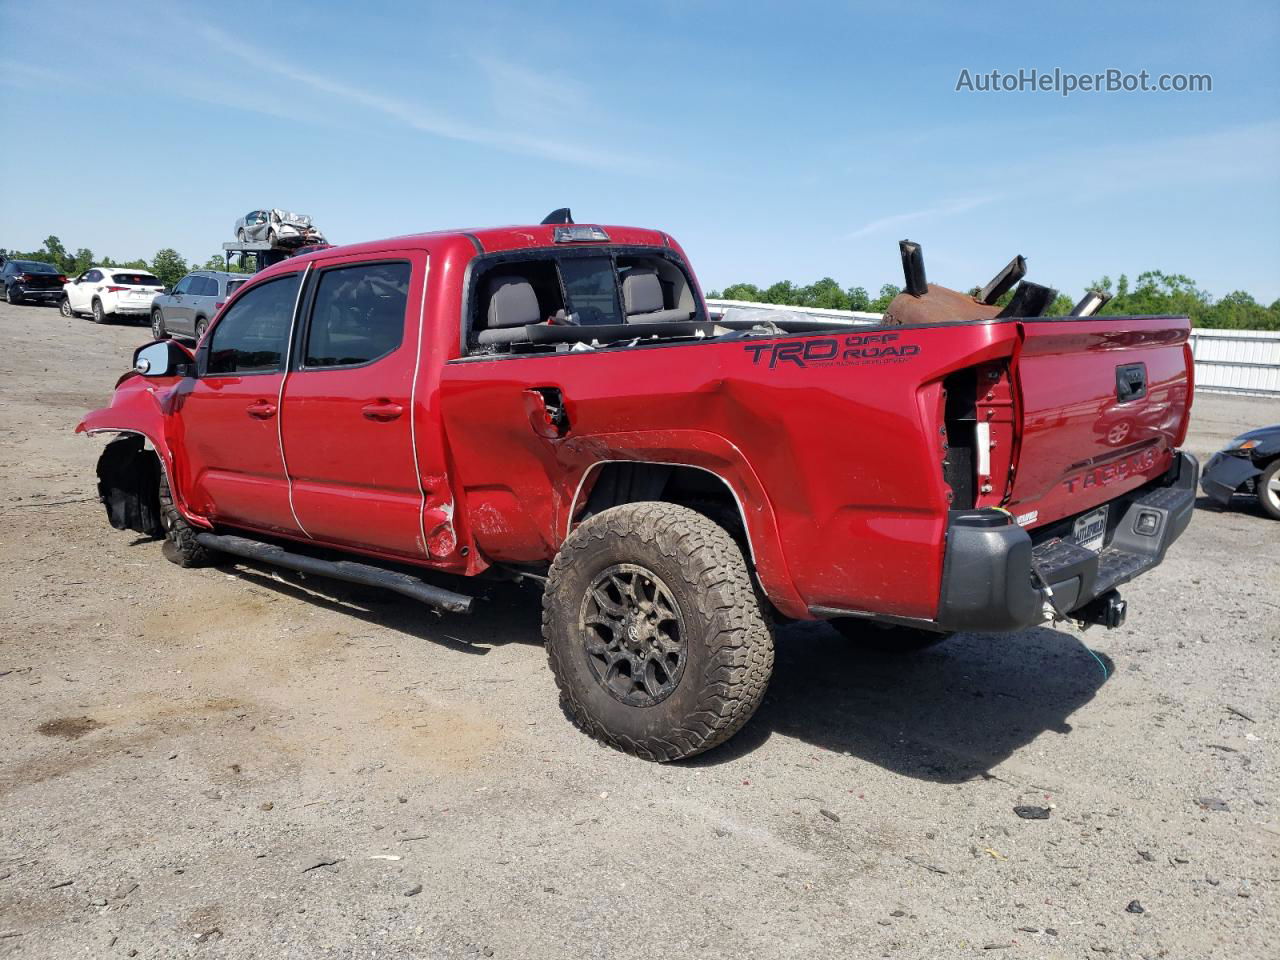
{"left": 76, "top": 376, "right": 205, "bottom": 529}
{"left": 96, "top": 434, "right": 162, "bottom": 536}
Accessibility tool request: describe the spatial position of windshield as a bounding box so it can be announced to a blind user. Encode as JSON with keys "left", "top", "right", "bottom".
{"left": 112, "top": 272, "right": 162, "bottom": 286}
{"left": 14, "top": 260, "right": 60, "bottom": 274}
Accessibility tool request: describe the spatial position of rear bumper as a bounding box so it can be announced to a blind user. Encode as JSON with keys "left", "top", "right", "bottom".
{"left": 15, "top": 287, "right": 63, "bottom": 300}
{"left": 111, "top": 303, "right": 153, "bottom": 315}
{"left": 935, "top": 451, "right": 1198, "bottom": 632}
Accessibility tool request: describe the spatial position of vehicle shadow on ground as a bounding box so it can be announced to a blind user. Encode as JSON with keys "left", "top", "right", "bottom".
{"left": 689, "top": 620, "right": 1113, "bottom": 783}
{"left": 223, "top": 561, "right": 546, "bottom": 655}
{"left": 206, "top": 551, "right": 1111, "bottom": 781}
{"left": 1194, "top": 493, "right": 1271, "bottom": 520}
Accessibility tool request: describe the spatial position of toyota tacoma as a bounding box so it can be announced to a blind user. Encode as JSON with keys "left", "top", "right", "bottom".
{"left": 78, "top": 213, "right": 1198, "bottom": 760}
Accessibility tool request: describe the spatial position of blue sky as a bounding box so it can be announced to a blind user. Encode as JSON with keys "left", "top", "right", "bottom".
{"left": 2, "top": 0, "right": 1277, "bottom": 302}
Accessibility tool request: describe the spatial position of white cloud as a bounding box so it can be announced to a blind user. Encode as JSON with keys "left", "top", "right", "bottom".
{"left": 194, "top": 24, "right": 644, "bottom": 171}
{"left": 845, "top": 195, "right": 996, "bottom": 240}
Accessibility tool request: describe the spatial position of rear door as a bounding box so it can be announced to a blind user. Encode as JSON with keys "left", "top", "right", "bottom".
{"left": 1008, "top": 316, "right": 1192, "bottom": 527}
{"left": 189, "top": 275, "right": 218, "bottom": 328}
{"left": 176, "top": 270, "right": 304, "bottom": 534}
{"left": 278, "top": 252, "right": 426, "bottom": 558}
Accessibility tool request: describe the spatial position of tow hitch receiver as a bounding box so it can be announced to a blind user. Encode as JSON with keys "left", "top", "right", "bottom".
{"left": 1075, "top": 590, "right": 1127, "bottom": 629}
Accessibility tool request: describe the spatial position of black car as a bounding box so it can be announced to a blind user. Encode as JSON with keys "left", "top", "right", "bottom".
{"left": 1201, "top": 424, "right": 1280, "bottom": 520}
{"left": 2, "top": 259, "right": 67, "bottom": 305}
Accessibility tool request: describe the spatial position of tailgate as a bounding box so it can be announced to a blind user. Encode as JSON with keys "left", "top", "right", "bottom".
{"left": 1008, "top": 316, "right": 1192, "bottom": 528}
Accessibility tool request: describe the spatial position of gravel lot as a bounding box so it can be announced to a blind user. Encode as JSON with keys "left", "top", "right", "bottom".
{"left": 1, "top": 299, "right": 1277, "bottom": 959}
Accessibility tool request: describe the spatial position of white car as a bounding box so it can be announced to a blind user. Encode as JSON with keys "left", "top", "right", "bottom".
{"left": 61, "top": 267, "right": 165, "bottom": 324}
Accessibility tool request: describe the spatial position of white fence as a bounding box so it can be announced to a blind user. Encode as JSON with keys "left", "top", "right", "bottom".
{"left": 1187, "top": 328, "right": 1280, "bottom": 397}
{"left": 705, "top": 298, "right": 879, "bottom": 325}
{"left": 706, "top": 299, "right": 1280, "bottom": 398}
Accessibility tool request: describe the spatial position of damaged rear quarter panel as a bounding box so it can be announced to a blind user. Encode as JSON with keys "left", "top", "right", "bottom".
{"left": 438, "top": 322, "right": 1020, "bottom": 621}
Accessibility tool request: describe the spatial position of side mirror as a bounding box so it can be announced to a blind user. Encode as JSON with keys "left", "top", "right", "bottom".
{"left": 133, "top": 340, "right": 195, "bottom": 378}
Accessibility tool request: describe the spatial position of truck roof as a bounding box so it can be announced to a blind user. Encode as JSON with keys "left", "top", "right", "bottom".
{"left": 255, "top": 223, "right": 674, "bottom": 279}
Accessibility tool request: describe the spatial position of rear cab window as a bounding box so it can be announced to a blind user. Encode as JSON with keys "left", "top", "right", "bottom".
{"left": 558, "top": 257, "right": 622, "bottom": 326}
{"left": 465, "top": 248, "right": 701, "bottom": 355}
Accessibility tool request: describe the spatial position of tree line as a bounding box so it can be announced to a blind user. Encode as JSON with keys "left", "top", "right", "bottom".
{"left": 0, "top": 235, "right": 247, "bottom": 290}
{"left": 6, "top": 234, "right": 1277, "bottom": 330}
{"left": 708, "top": 270, "right": 1280, "bottom": 330}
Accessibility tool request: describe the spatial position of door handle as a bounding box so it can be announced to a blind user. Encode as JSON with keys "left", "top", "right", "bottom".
{"left": 1115, "top": 363, "right": 1147, "bottom": 403}
{"left": 246, "top": 400, "right": 277, "bottom": 420}
{"left": 362, "top": 400, "right": 404, "bottom": 422}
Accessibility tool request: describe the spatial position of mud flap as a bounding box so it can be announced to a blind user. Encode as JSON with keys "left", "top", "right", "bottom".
{"left": 96, "top": 435, "right": 162, "bottom": 536}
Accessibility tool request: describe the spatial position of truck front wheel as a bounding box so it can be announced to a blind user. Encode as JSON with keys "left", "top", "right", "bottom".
{"left": 158, "top": 471, "right": 217, "bottom": 568}
{"left": 543, "top": 502, "right": 774, "bottom": 761}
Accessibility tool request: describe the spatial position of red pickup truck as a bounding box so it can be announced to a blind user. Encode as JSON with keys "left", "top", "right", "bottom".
{"left": 79, "top": 218, "right": 1197, "bottom": 760}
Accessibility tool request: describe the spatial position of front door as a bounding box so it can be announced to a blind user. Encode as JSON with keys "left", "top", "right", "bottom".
{"left": 166, "top": 275, "right": 195, "bottom": 333}
{"left": 68, "top": 270, "right": 99, "bottom": 312}
{"left": 279, "top": 254, "right": 426, "bottom": 558}
{"left": 175, "top": 270, "right": 304, "bottom": 535}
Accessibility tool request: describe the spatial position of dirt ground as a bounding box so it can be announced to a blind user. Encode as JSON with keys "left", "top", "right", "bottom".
{"left": 1, "top": 300, "right": 1277, "bottom": 960}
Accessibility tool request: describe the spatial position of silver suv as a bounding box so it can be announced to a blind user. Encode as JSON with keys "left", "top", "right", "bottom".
{"left": 150, "top": 271, "right": 247, "bottom": 340}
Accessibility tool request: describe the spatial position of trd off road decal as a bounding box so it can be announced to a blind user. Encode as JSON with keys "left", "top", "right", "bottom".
{"left": 743, "top": 333, "right": 921, "bottom": 369}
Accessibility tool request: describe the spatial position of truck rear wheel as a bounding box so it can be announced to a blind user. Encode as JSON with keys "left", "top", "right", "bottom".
{"left": 158, "top": 471, "right": 217, "bottom": 568}
{"left": 830, "top": 618, "right": 952, "bottom": 653}
{"left": 543, "top": 502, "right": 774, "bottom": 761}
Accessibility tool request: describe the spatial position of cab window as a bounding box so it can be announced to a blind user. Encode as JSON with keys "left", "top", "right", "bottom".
{"left": 206, "top": 273, "right": 301, "bottom": 375}
{"left": 559, "top": 256, "right": 622, "bottom": 326}
{"left": 302, "top": 261, "right": 409, "bottom": 368}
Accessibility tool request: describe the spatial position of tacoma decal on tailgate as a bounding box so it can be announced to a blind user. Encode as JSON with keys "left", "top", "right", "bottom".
{"left": 744, "top": 333, "right": 921, "bottom": 369}
{"left": 1063, "top": 447, "right": 1159, "bottom": 493}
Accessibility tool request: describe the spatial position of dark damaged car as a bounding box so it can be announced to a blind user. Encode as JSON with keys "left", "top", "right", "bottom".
{"left": 1200, "top": 425, "right": 1280, "bottom": 520}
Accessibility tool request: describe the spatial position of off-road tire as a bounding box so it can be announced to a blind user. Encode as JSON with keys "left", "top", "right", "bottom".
{"left": 59, "top": 297, "right": 73, "bottom": 318}
{"left": 158, "top": 470, "right": 216, "bottom": 567}
{"left": 91, "top": 298, "right": 105, "bottom": 324}
{"left": 830, "top": 618, "right": 952, "bottom": 653}
{"left": 151, "top": 308, "right": 167, "bottom": 339}
{"left": 1258, "top": 459, "right": 1280, "bottom": 521}
{"left": 543, "top": 502, "right": 774, "bottom": 761}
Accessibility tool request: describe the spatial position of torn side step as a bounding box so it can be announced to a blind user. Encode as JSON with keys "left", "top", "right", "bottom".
{"left": 194, "top": 533, "right": 474, "bottom": 613}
